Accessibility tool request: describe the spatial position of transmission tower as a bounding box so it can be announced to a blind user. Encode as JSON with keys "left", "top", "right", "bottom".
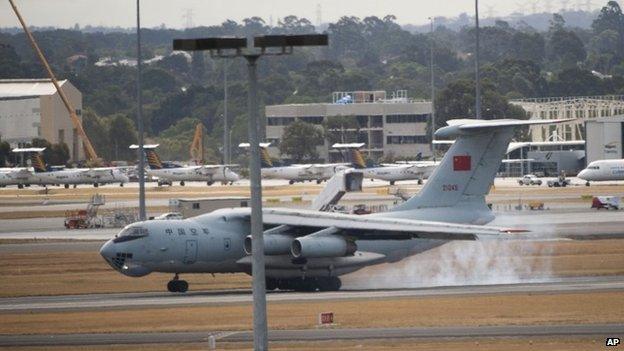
{"left": 182, "top": 9, "right": 194, "bottom": 29}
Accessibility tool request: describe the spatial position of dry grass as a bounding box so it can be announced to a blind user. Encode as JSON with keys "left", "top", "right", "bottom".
{"left": 0, "top": 291, "right": 622, "bottom": 335}
{"left": 0, "top": 337, "right": 606, "bottom": 351}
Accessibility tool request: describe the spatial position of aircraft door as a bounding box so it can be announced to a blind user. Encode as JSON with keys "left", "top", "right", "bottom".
{"left": 183, "top": 239, "right": 198, "bottom": 264}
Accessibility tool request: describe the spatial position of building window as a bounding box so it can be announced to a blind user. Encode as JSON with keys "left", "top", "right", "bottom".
{"left": 370, "top": 115, "right": 383, "bottom": 127}
{"left": 386, "top": 114, "right": 429, "bottom": 123}
{"left": 299, "top": 116, "right": 324, "bottom": 125}
{"left": 267, "top": 117, "right": 295, "bottom": 126}
{"left": 192, "top": 203, "right": 200, "bottom": 209}
{"left": 386, "top": 135, "right": 428, "bottom": 144}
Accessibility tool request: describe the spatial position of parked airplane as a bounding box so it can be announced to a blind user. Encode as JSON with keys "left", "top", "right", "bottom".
{"left": 334, "top": 143, "right": 438, "bottom": 185}
{"left": 26, "top": 149, "right": 128, "bottom": 188}
{"left": 239, "top": 143, "right": 348, "bottom": 184}
{"left": 577, "top": 159, "right": 624, "bottom": 186}
{"left": 101, "top": 118, "right": 571, "bottom": 293}
{"left": 130, "top": 144, "right": 240, "bottom": 186}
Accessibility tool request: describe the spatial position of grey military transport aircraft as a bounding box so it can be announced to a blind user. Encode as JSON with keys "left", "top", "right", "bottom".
{"left": 100, "top": 118, "right": 571, "bottom": 293}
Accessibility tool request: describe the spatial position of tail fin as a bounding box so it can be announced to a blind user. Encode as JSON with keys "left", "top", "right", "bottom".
{"left": 349, "top": 149, "right": 366, "bottom": 169}
{"left": 260, "top": 146, "right": 273, "bottom": 168}
{"left": 145, "top": 149, "right": 163, "bottom": 169}
{"left": 392, "top": 119, "right": 573, "bottom": 218}
{"left": 30, "top": 153, "right": 47, "bottom": 173}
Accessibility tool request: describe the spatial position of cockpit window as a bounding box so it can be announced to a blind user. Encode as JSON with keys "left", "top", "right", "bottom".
{"left": 120, "top": 227, "right": 149, "bottom": 237}
{"left": 588, "top": 166, "right": 599, "bottom": 170}
{"left": 113, "top": 226, "right": 149, "bottom": 243}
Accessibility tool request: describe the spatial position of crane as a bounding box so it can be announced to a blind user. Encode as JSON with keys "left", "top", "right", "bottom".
{"left": 8, "top": 0, "right": 100, "bottom": 164}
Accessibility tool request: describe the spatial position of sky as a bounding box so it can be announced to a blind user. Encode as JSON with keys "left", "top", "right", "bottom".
{"left": 0, "top": 0, "right": 614, "bottom": 29}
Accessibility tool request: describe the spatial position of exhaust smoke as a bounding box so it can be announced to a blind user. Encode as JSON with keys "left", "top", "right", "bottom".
{"left": 342, "top": 215, "right": 557, "bottom": 289}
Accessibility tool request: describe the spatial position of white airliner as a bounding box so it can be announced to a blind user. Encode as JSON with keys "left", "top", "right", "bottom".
{"left": 130, "top": 144, "right": 240, "bottom": 186}
{"left": 100, "top": 118, "right": 571, "bottom": 293}
{"left": 334, "top": 143, "right": 438, "bottom": 185}
{"left": 239, "top": 143, "right": 348, "bottom": 184}
{"left": 4, "top": 148, "right": 128, "bottom": 188}
{"left": 577, "top": 159, "right": 624, "bottom": 186}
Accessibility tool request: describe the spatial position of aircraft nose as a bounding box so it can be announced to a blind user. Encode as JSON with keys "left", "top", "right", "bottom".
{"left": 577, "top": 169, "right": 587, "bottom": 180}
{"left": 99, "top": 240, "right": 115, "bottom": 260}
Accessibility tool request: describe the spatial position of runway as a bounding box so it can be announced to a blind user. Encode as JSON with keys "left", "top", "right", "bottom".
{"left": 0, "top": 323, "right": 620, "bottom": 346}
{"left": 1, "top": 276, "right": 623, "bottom": 313}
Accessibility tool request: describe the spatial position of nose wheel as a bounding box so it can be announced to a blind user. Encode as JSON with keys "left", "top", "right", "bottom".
{"left": 167, "top": 274, "right": 188, "bottom": 293}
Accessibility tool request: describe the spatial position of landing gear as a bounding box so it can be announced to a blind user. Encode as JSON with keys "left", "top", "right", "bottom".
{"left": 288, "top": 180, "right": 295, "bottom": 185}
{"left": 17, "top": 184, "right": 24, "bottom": 189}
{"left": 271, "top": 277, "right": 342, "bottom": 292}
{"left": 167, "top": 274, "right": 188, "bottom": 293}
{"left": 207, "top": 181, "right": 214, "bottom": 186}
{"left": 316, "top": 179, "right": 322, "bottom": 184}
{"left": 64, "top": 184, "right": 69, "bottom": 189}
{"left": 93, "top": 183, "right": 99, "bottom": 188}
{"left": 180, "top": 181, "right": 185, "bottom": 186}
{"left": 586, "top": 181, "right": 590, "bottom": 186}
{"left": 417, "top": 179, "right": 423, "bottom": 185}
{"left": 389, "top": 181, "right": 395, "bottom": 185}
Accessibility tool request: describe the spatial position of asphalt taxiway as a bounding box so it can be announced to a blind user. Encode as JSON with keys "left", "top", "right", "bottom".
{"left": 0, "top": 323, "right": 621, "bottom": 347}
{"left": 1, "top": 276, "right": 622, "bottom": 313}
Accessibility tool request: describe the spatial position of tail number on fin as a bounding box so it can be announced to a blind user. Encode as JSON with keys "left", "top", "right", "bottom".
{"left": 442, "top": 184, "right": 459, "bottom": 191}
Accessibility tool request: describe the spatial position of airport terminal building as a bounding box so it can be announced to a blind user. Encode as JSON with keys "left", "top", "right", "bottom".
{"left": 0, "top": 79, "right": 83, "bottom": 161}
{"left": 265, "top": 90, "right": 432, "bottom": 163}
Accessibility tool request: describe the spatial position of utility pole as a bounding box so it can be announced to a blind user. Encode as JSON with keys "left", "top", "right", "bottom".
{"left": 224, "top": 62, "right": 230, "bottom": 164}
{"left": 475, "top": 0, "right": 482, "bottom": 120}
{"left": 429, "top": 17, "right": 436, "bottom": 159}
{"left": 174, "top": 34, "right": 328, "bottom": 351}
{"left": 136, "top": 0, "right": 146, "bottom": 220}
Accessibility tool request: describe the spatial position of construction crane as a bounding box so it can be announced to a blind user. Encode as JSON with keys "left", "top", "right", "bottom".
{"left": 189, "top": 122, "right": 205, "bottom": 164}
{"left": 8, "top": 0, "right": 100, "bottom": 164}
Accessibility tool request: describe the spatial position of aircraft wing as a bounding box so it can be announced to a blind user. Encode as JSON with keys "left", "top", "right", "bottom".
{"left": 81, "top": 168, "right": 113, "bottom": 176}
{"left": 260, "top": 208, "right": 522, "bottom": 241}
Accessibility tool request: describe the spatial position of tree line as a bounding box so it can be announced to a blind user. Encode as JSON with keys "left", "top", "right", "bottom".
{"left": 0, "top": 2, "right": 623, "bottom": 164}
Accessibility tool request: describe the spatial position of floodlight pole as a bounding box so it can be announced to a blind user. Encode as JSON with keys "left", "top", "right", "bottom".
{"left": 475, "top": 0, "right": 482, "bottom": 120}
{"left": 136, "top": 0, "right": 146, "bottom": 221}
{"left": 245, "top": 53, "right": 268, "bottom": 350}
{"left": 224, "top": 62, "right": 230, "bottom": 164}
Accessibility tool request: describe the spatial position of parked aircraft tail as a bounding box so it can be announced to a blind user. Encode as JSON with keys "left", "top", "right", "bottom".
{"left": 389, "top": 118, "right": 574, "bottom": 222}
{"left": 30, "top": 153, "right": 47, "bottom": 173}
{"left": 331, "top": 143, "right": 366, "bottom": 168}
{"left": 239, "top": 143, "right": 273, "bottom": 168}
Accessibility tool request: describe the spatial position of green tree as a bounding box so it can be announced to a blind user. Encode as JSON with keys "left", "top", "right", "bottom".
{"left": 0, "top": 140, "right": 11, "bottom": 166}
{"left": 107, "top": 114, "right": 138, "bottom": 161}
{"left": 592, "top": 1, "right": 624, "bottom": 57}
{"left": 279, "top": 120, "right": 323, "bottom": 162}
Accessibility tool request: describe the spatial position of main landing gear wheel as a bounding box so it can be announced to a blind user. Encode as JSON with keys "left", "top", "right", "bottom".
{"left": 389, "top": 181, "right": 395, "bottom": 185}
{"left": 64, "top": 184, "right": 69, "bottom": 189}
{"left": 167, "top": 274, "right": 188, "bottom": 293}
{"left": 288, "top": 180, "right": 295, "bottom": 185}
{"left": 417, "top": 179, "right": 423, "bottom": 185}
{"left": 316, "top": 179, "right": 322, "bottom": 184}
{"left": 180, "top": 181, "right": 185, "bottom": 186}
{"left": 93, "top": 183, "right": 99, "bottom": 188}
{"left": 586, "top": 181, "right": 590, "bottom": 186}
{"left": 207, "top": 181, "right": 214, "bottom": 186}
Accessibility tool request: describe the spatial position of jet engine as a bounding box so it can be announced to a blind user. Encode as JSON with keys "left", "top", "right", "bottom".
{"left": 291, "top": 235, "right": 356, "bottom": 258}
{"left": 244, "top": 234, "right": 293, "bottom": 255}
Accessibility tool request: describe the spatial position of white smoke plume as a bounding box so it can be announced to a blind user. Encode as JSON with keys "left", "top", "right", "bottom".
{"left": 341, "top": 214, "right": 557, "bottom": 290}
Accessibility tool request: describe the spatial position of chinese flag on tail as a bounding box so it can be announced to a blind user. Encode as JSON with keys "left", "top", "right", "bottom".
{"left": 453, "top": 155, "right": 471, "bottom": 171}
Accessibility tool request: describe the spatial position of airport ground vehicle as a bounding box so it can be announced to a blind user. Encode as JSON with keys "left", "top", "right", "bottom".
{"left": 591, "top": 196, "right": 620, "bottom": 210}
{"left": 518, "top": 174, "right": 542, "bottom": 186}
{"left": 547, "top": 173, "right": 571, "bottom": 187}
{"left": 100, "top": 118, "right": 571, "bottom": 293}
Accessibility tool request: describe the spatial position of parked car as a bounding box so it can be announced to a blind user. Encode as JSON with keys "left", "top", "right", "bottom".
{"left": 518, "top": 174, "right": 542, "bottom": 186}
{"left": 152, "top": 212, "right": 183, "bottom": 220}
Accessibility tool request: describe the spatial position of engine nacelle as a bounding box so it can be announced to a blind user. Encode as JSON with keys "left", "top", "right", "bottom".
{"left": 244, "top": 234, "right": 293, "bottom": 255}
{"left": 291, "top": 235, "right": 356, "bottom": 258}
